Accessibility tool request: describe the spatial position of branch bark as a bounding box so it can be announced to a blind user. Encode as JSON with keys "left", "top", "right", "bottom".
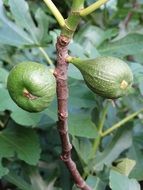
{"left": 54, "top": 35, "right": 92, "bottom": 190}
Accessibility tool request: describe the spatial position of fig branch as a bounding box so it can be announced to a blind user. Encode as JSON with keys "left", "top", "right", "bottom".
{"left": 54, "top": 36, "right": 91, "bottom": 190}
{"left": 42, "top": 0, "right": 91, "bottom": 189}
{"left": 43, "top": 0, "right": 110, "bottom": 189}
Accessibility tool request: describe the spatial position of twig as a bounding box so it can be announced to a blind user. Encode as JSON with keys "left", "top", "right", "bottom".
{"left": 54, "top": 35, "right": 92, "bottom": 190}
{"left": 122, "top": 1, "right": 139, "bottom": 29}
{"left": 38, "top": 47, "right": 53, "bottom": 65}
{"left": 42, "top": 0, "right": 65, "bottom": 28}
{"left": 101, "top": 108, "right": 143, "bottom": 137}
{"left": 80, "top": 0, "right": 109, "bottom": 16}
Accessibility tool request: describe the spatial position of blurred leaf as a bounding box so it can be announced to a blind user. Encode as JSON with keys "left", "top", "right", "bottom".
{"left": 8, "top": 0, "right": 37, "bottom": 42}
{"left": 0, "top": 88, "right": 18, "bottom": 112}
{"left": 69, "top": 81, "right": 96, "bottom": 108}
{"left": 130, "top": 62, "right": 143, "bottom": 83}
{"left": 74, "top": 25, "right": 105, "bottom": 47}
{"left": 93, "top": 127, "right": 132, "bottom": 171}
{"left": 0, "top": 89, "right": 42, "bottom": 126}
{"left": 69, "top": 42, "right": 87, "bottom": 58}
{"left": 0, "top": 0, "right": 32, "bottom": 46}
{"left": 72, "top": 137, "right": 92, "bottom": 164}
{"left": 35, "top": 8, "right": 52, "bottom": 44}
{"left": 109, "top": 170, "right": 141, "bottom": 190}
{"left": 0, "top": 125, "right": 41, "bottom": 177}
{"left": 127, "top": 135, "right": 143, "bottom": 181}
{"left": 0, "top": 158, "right": 9, "bottom": 177}
{"left": 9, "top": 0, "right": 51, "bottom": 44}
{"left": 4, "top": 171, "right": 32, "bottom": 190}
{"left": 112, "top": 158, "right": 136, "bottom": 176}
{"left": 69, "top": 110, "right": 98, "bottom": 138}
{"left": 99, "top": 34, "right": 143, "bottom": 57}
{"left": 0, "top": 0, "right": 51, "bottom": 47}
{"left": 29, "top": 168, "right": 56, "bottom": 190}
{"left": 86, "top": 175, "right": 106, "bottom": 190}
{"left": 0, "top": 67, "right": 8, "bottom": 87}
{"left": 68, "top": 63, "right": 83, "bottom": 80}
{"left": 11, "top": 110, "right": 42, "bottom": 127}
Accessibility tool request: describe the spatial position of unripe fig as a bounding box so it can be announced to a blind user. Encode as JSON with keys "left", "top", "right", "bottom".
{"left": 70, "top": 56, "right": 133, "bottom": 99}
{"left": 7, "top": 62, "right": 56, "bottom": 112}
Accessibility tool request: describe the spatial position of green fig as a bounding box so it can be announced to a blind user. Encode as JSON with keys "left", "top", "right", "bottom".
{"left": 70, "top": 56, "right": 133, "bottom": 99}
{"left": 7, "top": 62, "right": 56, "bottom": 112}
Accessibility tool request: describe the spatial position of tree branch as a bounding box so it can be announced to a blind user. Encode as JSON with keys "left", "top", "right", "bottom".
{"left": 54, "top": 35, "right": 91, "bottom": 190}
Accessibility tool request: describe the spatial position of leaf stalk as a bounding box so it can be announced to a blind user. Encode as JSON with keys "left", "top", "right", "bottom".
{"left": 80, "top": 0, "right": 109, "bottom": 16}
{"left": 101, "top": 108, "right": 143, "bottom": 137}
{"left": 42, "top": 0, "right": 65, "bottom": 28}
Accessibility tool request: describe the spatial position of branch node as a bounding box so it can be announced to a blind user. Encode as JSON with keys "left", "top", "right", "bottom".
{"left": 58, "top": 36, "right": 70, "bottom": 46}
{"left": 77, "top": 181, "right": 86, "bottom": 189}
{"left": 58, "top": 112, "right": 68, "bottom": 120}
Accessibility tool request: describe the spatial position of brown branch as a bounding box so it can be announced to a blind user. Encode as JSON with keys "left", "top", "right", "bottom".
{"left": 123, "top": 1, "right": 139, "bottom": 29}
{"left": 54, "top": 35, "right": 92, "bottom": 190}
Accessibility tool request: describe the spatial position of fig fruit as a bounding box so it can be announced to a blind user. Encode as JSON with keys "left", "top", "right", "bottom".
{"left": 70, "top": 56, "right": 133, "bottom": 99}
{"left": 7, "top": 62, "right": 56, "bottom": 112}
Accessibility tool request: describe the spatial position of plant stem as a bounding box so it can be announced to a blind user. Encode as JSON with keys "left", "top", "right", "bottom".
{"left": 90, "top": 101, "right": 109, "bottom": 158}
{"left": 38, "top": 47, "right": 53, "bottom": 65}
{"left": 42, "top": 0, "right": 65, "bottom": 28}
{"left": 55, "top": 36, "right": 91, "bottom": 190}
{"left": 61, "top": 0, "right": 85, "bottom": 38}
{"left": 101, "top": 108, "right": 143, "bottom": 137}
{"left": 54, "top": 0, "right": 91, "bottom": 189}
{"left": 80, "top": 0, "right": 109, "bottom": 16}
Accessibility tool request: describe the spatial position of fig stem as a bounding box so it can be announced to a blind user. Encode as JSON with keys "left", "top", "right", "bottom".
{"left": 101, "top": 108, "right": 143, "bottom": 137}
{"left": 42, "top": 0, "right": 65, "bottom": 28}
{"left": 80, "top": 0, "right": 109, "bottom": 16}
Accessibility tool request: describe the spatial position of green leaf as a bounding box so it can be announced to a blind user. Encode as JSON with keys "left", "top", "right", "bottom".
{"left": 35, "top": 8, "right": 51, "bottom": 44}
{"left": 109, "top": 170, "right": 141, "bottom": 190}
{"left": 11, "top": 110, "right": 42, "bottom": 127}
{"left": 0, "top": 0, "right": 32, "bottom": 46}
{"left": 0, "top": 67, "right": 8, "bottom": 87}
{"left": 72, "top": 137, "right": 92, "bottom": 164}
{"left": 0, "top": 125, "right": 41, "bottom": 177}
{"left": 29, "top": 167, "right": 56, "bottom": 190}
{"left": 0, "top": 89, "right": 42, "bottom": 126}
{"left": 74, "top": 25, "right": 105, "bottom": 47}
{"left": 68, "top": 63, "right": 83, "bottom": 80}
{"left": 112, "top": 158, "right": 136, "bottom": 176}
{"left": 86, "top": 175, "right": 106, "bottom": 190}
{"left": 69, "top": 81, "right": 96, "bottom": 108}
{"left": 0, "top": 158, "right": 9, "bottom": 177}
{"left": 0, "top": 0, "right": 51, "bottom": 46}
{"left": 127, "top": 136, "right": 143, "bottom": 180}
{"left": 69, "top": 110, "right": 98, "bottom": 138}
{"left": 4, "top": 171, "right": 32, "bottom": 190}
{"left": 99, "top": 34, "right": 143, "bottom": 57}
{"left": 0, "top": 88, "right": 18, "bottom": 112}
{"left": 93, "top": 127, "right": 132, "bottom": 171}
{"left": 8, "top": 0, "right": 51, "bottom": 45}
{"left": 8, "top": 0, "right": 38, "bottom": 43}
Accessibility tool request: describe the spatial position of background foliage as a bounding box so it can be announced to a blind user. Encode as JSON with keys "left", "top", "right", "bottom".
{"left": 0, "top": 0, "right": 143, "bottom": 189}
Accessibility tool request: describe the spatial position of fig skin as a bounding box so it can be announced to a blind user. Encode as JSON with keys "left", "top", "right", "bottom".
{"left": 70, "top": 56, "right": 133, "bottom": 99}
{"left": 7, "top": 62, "right": 56, "bottom": 112}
